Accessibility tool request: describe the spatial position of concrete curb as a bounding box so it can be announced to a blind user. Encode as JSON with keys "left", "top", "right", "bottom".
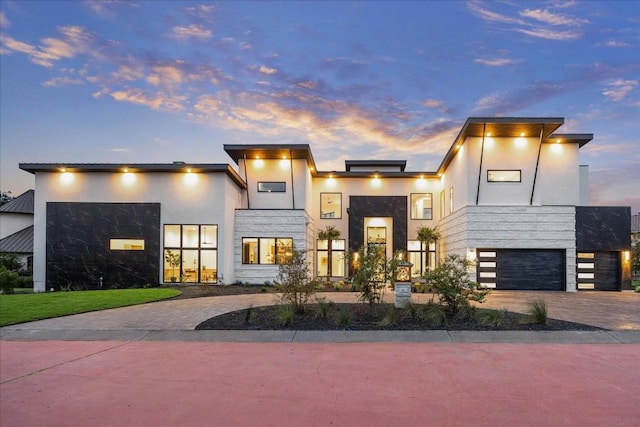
{"left": 2, "top": 328, "right": 639, "bottom": 343}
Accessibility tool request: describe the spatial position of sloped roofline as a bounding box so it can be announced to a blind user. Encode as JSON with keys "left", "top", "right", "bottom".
{"left": 0, "top": 189, "right": 34, "bottom": 214}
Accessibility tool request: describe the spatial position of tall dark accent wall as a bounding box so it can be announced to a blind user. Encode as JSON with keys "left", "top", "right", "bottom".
{"left": 348, "top": 196, "right": 407, "bottom": 252}
{"left": 47, "top": 203, "right": 160, "bottom": 289}
{"left": 576, "top": 206, "right": 631, "bottom": 251}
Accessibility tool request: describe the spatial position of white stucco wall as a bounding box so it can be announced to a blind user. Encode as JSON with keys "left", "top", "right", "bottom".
{"left": 239, "top": 158, "right": 308, "bottom": 210}
{"left": 31, "top": 170, "right": 242, "bottom": 292}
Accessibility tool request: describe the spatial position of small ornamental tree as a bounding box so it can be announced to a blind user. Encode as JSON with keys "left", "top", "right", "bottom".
{"left": 416, "top": 226, "right": 440, "bottom": 270}
{"left": 318, "top": 225, "right": 341, "bottom": 281}
{"left": 274, "top": 246, "right": 319, "bottom": 314}
{"left": 349, "top": 245, "right": 399, "bottom": 305}
{"left": 423, "top": 254, "right": 490, "bottom": 314}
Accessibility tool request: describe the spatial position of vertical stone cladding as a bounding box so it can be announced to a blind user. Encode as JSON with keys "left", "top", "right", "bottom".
{"left": 438, "top": 205, "right": 577, "bottom": 291}
{"left": 234, "top": 209, "right": 310, "bottom": 284}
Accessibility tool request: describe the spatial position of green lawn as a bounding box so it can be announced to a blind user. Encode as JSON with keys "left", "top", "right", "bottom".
{"left": 0, "top": 288, "right": 181, "bottom": 327}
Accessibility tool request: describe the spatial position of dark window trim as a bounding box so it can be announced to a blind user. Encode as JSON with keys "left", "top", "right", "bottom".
{"left": 487, "top": 169, "right": 522, "bottom": 182}
{"left": 162, "top": 224, "right": 218, "bottom": 283}
{"left": 242, "top": 237, "right": 293, "bottom": 264}
{"left": 410, "top": 192, "right": 433, "bottom": 220}
{"left": 320, "top": 192, "right": 342, "bottom": 219}
{"left": 257, "top": 181, "right": 286, "bottom": 192}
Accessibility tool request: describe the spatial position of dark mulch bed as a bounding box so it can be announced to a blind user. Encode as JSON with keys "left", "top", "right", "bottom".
{"left": 195, "top": 303, "right": 602, "bottom": 331}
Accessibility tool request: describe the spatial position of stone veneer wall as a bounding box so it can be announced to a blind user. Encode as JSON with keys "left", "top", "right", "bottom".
{"left": 233, "top": 209, "right": 311, "bottom": 284}
{"left": 438, "top": 205, "right": 577, "bottom": 291}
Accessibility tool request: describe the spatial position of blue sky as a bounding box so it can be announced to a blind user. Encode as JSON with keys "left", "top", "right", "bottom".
{"left": 1, "top": 0, "right": 638, "bottom": 211}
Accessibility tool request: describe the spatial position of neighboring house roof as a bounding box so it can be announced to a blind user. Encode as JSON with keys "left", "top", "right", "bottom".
{"left": 0, "top": 190, "right": 34, "bottom": 214}
{"left": 0, "top": 225, "right": 33, "bottom": 254}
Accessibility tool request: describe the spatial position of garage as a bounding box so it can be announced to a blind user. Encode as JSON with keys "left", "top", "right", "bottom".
{"left": 577, "top": 252, "right": 620, "bottom": 291}
{"left": 477, "top": 249, "right": 565, "bottom": 291}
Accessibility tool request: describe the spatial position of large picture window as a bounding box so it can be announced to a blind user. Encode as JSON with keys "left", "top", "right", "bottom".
{"left": 410, "top": 193, "right": 432, "bottom": 219}
{"left": 320, "top": 192, "right": 342, "bottom": 219}
{"left": 317, "top": 239, "right": 345, "bottom": 277}
{"left": 242, "top": 237, "right": 293, "bottom": 264}
{"left": 163, "top": 224, "right": 217, "bottom": 284}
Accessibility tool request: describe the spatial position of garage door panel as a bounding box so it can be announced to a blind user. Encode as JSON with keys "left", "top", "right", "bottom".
{"left": 478, "top": 249, "right": 565, "bottom": 291}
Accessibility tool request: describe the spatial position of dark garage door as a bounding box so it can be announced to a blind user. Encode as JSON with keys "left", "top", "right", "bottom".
{"left": 577, "top": 252, "right": 619, "bottom": 291}
{"left": 478, "top": 249, "right": 565, "bottom": 291}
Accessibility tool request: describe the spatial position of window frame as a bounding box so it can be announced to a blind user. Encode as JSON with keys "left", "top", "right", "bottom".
{"left": 257, "top": 181, "right": 286, "bottom": 192}
{"left": 320, "top": 192, "right": 342, "bottom": 219}
{"left": 487, "top": 170, "right": 522, "bottom": 183}
{"left": 163, "top": 224, "right": 218, "bottom": 284}
{"left": 109, "top": 238, "right": 145, "bottom": 251}
{"left": 242, "top": 237, "right": 294, "bottom": 265}
{"left": 410, "top": 193, "right": 433, "bottom": 220}
{"left": 316, "top": 238, "right": 346, "bottom": 277}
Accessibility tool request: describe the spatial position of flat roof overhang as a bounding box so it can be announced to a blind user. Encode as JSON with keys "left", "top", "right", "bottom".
{"left": 436, "top": 117, "right": 569, "bottom": 175}
{"left": 19, "top": 163, "right": 247, "bottom": 189}
{"left": 224, "top": 144, "right": 318, "bottom": 172}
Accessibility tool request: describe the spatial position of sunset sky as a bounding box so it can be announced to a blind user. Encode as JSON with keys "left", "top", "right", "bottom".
{"left": 1, "top": 1, "right": 638, "bottom": 211}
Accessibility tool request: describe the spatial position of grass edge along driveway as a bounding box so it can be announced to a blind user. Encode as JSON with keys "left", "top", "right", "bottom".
{"left": 0, "top": 288, "right": 181, "bottom": 327}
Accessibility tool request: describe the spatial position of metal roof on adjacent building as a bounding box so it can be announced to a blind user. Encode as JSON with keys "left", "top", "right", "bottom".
{"left": 0, "top": 190, "right": 34, "bottom": 214}
{"left": 0, "top": 225, "right": 33, "bottom": 253}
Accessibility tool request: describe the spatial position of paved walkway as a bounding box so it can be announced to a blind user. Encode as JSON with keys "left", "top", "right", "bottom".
{"left": 1, "top": 290, "right": 639, "bottom": 343}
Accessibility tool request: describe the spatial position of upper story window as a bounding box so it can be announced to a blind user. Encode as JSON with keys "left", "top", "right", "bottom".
{"left": 258, "top": 181, "right": 286, "bottom": 192}
{"left": 487, "top": 170, "right": 521, "bottom": 182}
{"left": 440, "top": 190, "right": 445, "bottom": 218}
{"left": 449, "top": 187, "right": 454, "bottom": 214}
{"left": 320, "top": 192, "right": 342, "bottom": 219}
{"left": 410, "top": 193, "right": 432, "bottom": 220}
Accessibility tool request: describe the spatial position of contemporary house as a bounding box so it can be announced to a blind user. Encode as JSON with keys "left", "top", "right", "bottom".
{"left": 20, "top": 117, "right": 632, "bottom": 292}
{"left": 0, "top": 189, "right": 34, "bottom": 270}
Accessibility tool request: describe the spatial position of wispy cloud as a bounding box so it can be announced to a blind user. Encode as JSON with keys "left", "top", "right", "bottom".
{"left": 602, "top": 79, "right": 638, "bottom": 102}
{"left": 41, "top": 76, "right": 84, "bottom": 87}
{"left": 169, "top": 24, "right": 213, "bottom": 41}
{"left": 109, "top": 88, "right": 187, "bottom": 111}
{"left": 467, "top": 1, "right": 586, "bottom": 41}
{"left": 109, "top": 147, "right": 132, "bottom": 153}
{"left": 1, "top": 25, "right": 94, "bottom": 67}
{"left": 474, "top": 57, "right": 519, "bottom": 66}
{"left": 0, "top": 11, "right": 10, "bottom": 28}
{"left": 598, "top": 40, "right": 631, "bottom": 48}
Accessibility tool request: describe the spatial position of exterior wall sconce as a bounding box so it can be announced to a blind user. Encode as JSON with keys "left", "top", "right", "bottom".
{"left": 623, "top": 251, "right": 630, "bottom": 263}
{"left": 59, "top": 171, "right": 75, "bottom": 185}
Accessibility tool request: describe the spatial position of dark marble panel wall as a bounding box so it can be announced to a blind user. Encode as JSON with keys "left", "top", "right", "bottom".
{"left": 576, "top": 206, "right": 631, "bottom": 251}
{"left": 46, "top": 203, "right": 160, "bottom": 289}
{"left": 348, "top": 196, "right": 407, "bottom": 252}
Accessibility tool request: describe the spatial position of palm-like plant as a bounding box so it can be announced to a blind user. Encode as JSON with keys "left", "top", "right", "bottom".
{"left": 416, "top": 226, "right": 441, "bottom": 270}
{"left": 318, "top": 226, "right": 341, "bottom": 280}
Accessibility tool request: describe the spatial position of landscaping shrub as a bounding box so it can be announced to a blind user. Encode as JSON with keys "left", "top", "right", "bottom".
{"left": 478, "top": 309, "right": 507, "bottom": 327}
{"left": 274, "top": 304, "right": 295, "bottom": 326}
{"left": 315, "top": 297, "right": 334, "bottom": 318}
{"left": 274, "top": 246, "right": 319, "bottom": 314}
{"left": 349, "top": 245, "right": 399, "bottom": 305}
{"left": 423, "top": 254, "right": 490, "bottom": 315}
{"left": 16, "top": 275, "right": 33, "bottom": 288}
{"left": 422, "top": 301, "right": 446, "bottom": 326}
{"left": 244, "top": 304, "right": 253, "bottom": 325}
{"left": 526, "top": 298, "right": 548, "bottom": 325}
{"left": 0, "top": 267, "right": 18, "bottom": 294}
{"left": 336, "top": 306, "right": 352, "bottom": 327}
{"left": 378, "top": 305, "right": 397, "bottom": 326}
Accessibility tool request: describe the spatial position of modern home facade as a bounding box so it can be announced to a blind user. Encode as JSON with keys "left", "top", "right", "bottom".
{"left": 20, "top": 117, "right": 632, "bottom": 293}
